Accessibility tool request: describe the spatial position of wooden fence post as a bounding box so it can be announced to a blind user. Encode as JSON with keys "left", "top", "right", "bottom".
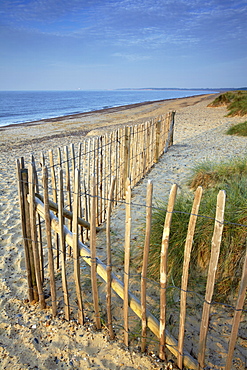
{"left": 42, "top": 166, "right": 57, "bottom": 317}
{"left": 72, "top": 168, "right": 84, "bottom": 325}
{"left": 123, "top": 127, "right": 130, "bottom": 194}
{"left": 106, "top": 177, "right": 116, "bottom": 339}
{"left": 177, "top": 186, "right": 203, "bottom": 369}
{"left": 198, "top": 190, "right": 226, "bottom": 369}
{"left": 225, "top": 244, "right": 247, "bottom": 370}
{"left": 141, "top": 180, "right": 153, "bottom": 352}
{"left": 90, "top": 176, "right": 101, "bottom": 330}
{"left": 58, "top": 168, "right": 70, "bottom": 321}
{"left": 16, "top": 159, "right": 34, "bottom": 303}
{"left": 28, "top": 163, "right": 46, "bottom": 309}
{"left": 159, "top": 183, "right": 177, "bottom": 360}
{"left": 124, "top": 178, "right": 131, "bottom": 347}
{"left": 155, "top": 119, "right": 161, "bottom": 163}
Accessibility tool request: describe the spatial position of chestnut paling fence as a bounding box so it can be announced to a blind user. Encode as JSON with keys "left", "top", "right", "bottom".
{"left": 16, "top": 113, "right": 246, "bottom": 370}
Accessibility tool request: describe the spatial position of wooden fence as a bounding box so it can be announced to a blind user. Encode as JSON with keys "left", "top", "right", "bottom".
{"left": 16, "top": 112, "right": 246, "bottom": 370}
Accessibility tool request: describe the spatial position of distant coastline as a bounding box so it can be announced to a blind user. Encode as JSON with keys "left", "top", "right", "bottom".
{"left": 117, "top": 87, "right": 247, "bottom": 91}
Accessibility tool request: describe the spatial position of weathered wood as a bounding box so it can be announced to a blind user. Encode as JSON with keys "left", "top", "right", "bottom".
{"left": 72, "top": 169, "right": 84, "bottom": 325}
{"left": 58, "top": 168, "right": 70, "bottom": 320}
{"left": 123, "top": 127, "right": 130, "bottom": 194}
{"left": 32, "top": 155, "right": 44, "bottom": 283}
{"left": 33, "top": 192, "right": 198, "bottom": 370}
{"left": 177, "top": 186, "right": 203, "bottom": 369}
{"left": 42, "top": 166, "right": 57, "bottom": 317}
{"left": 155, "top": 119, "right": 161, "bottom": 163}
{"left": 198, "top": 190, "right": 226, "bottom": 369}
{"left": 48, "top": 149, "right": 60, "bottom": 270}
{"left": 124, "top": 178, "right": 131, "bottom": 346}
{"left": 35, "top": 193, "right": 101, "bottom": 232}
{"left": 164, "top": 112, "right": 175, "bottom": 153}
{"left": 22, "top": 166, "right": 38, "bottom": 301}
{"left": 106, "top": 177, "right": 116, "bottom": 339}
{"left": 141, "top": 180, "right": 153, "bottom": 352}
{"left": 225, "top": 245, "right": 247, "bottom": 370}
{"left": 159, "top": 183, "right": 177, "bottom": 360}
{"left": 90, "top": 176, "right": 101, "bottom": 329}
{"left": 64, "top": 145, "right": 72, "bottom": 251}
{"left": 16, "top": 160, "right": 34, "bottom": 302}
{"left": 28, "top": 163, "right": 46, "bottom": 309}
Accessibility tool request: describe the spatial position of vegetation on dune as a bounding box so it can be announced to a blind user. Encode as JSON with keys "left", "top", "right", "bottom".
{"left": 135, "top": 156, "right": 247, "bottom": 301}
{"left": 226, "top": 121, "right": 247, "bottom": 136}
{"left": 208, "top": 90, "right": 247, "bottom": 116}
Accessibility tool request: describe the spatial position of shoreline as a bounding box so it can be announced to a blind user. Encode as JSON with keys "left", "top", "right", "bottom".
{"left": 0, "top": 93, "right": 217, "bottom": 130}
{"left": 1, "top": 93, "right": 246, "bottom": 369}
{"left": 0, "top": 93, "right": 218, "bottom": 151}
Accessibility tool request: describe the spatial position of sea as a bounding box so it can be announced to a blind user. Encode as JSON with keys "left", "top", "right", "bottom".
{"left": 0, "top": 89, "right": 217, "bottom": 128}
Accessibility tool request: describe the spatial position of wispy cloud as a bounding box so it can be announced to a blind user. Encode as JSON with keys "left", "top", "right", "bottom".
{"left": 113, "top": 52, "right": 151, "bottom": 61}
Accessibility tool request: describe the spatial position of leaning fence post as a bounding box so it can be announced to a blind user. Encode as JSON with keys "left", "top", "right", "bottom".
{"left": 155, "top": 119, "right": 161, "bottom": 163}
{"left": 164, "top": 112, "right": 175, "bottom": 153}
{"left": 16, "top": 159, "right": 34, "bottom": 303}
{"left": 90, "top": 176, "right": 101, "bottom": 330}
{"left": 42, "top": 166, "right": 57, "bottom": 317}
{"left": 124, "top": 178, "right": 131, "bottom": 347}
{"left": 123, "top": 127, "right": 130, "bottom": 194}
{"left": 198, "top": 190, "right": 226, "bottom": 370}
{"left": 141, "top": 180, "right": 153, "bottom": 352}
{"left": 28, "top": 163, "right": 46, "bottom": 309}
{"left": 159, "top": 183, "right": 177, "bottom": 360}
{"left": 177, "top": 186, "right": 203, "bottom": 369}
{"left": 106, "top": 177, "right": 116, "bottom": 339}
{"left": 72, "top": 168, "right": 84, "bottom": 325}
{"left": 58, "top": 168, "right": 70, "bottom": 321}
{"left": 225, "top": 243, "right": 247, "bottom": 370}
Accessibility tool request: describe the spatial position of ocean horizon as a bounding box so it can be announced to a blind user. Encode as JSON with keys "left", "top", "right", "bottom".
{"left": 0, "top": 89, "right": 218, "bottom": 128}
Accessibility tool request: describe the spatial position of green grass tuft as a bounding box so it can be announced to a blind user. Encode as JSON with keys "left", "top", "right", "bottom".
{"left": 208, "top": 90, "right": 247, "bottom": 116}
{"left": 226, "top": 121, "right": 247, "bottom": 136}
{"left": 135, "top": 156, "right": 247, "bottom": 301}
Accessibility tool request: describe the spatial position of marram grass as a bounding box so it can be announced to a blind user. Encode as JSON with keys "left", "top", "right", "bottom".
{"left": 135, "top": 156, "right": 247, "bottom": 301}
{"left": 208, "top": 90, "right": 247, "bottom": 116}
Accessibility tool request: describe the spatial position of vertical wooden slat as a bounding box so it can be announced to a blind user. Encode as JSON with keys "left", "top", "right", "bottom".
{"left": 225, "top": 245, "right": 247, "bottom": 370}
{"left": 16, "top": 160, "right": 34, "bottom": 303}
{"left": 32, "top": 155, "right": 44, "bottom": 283}
{"left": 99, "top": 136, "right": 103, "bottom": 224}
{"left": 28, "top": 163, "right": 46, "bottom": 309}
{"left": 78, "top": 142, "right": 84, "bottom": 243}
{"left": 70, "top": 143, "right": 76, "bottom": 187}
{"left": 141, "top": 180, "right": 153, "bottom": 352}
{"left": 155, "top": 119, "right": 161, "bottom": 163}
{"left": 177, "top": 186, "right": 203, "bottom": 369}
{"left": 106, "top": 177, "right": 116, "bottom": 340}
{"left": 42, "top": 166, "right": 57, "bottom": 317}
{"left": 72, "top": 168, "right": 84, "bottom": 325}
{"left": 198, "top": 190, "right": 226, "bottom": 369}
{"left": 64, "top": 145, "right": 72, "bottom": 255}
{"left": 124, "top": 178, "right": 131, "bottom": 346}
{"left": 49, "top": 149, "right": 60, "bottom": 268}
{"left": 22, "top": 165, "right": 38, "bottom": 301}
{"left": 58, "top": 168, "right": 70, "bottom": 320}
{"left": 159, "top": 183, "right": 178, "bottom": 360}
{"left": 123, "top": 127, "right": 130, "bottom": 194}
{"left": 90, "top": 176, "right": 101, "bottom": 329}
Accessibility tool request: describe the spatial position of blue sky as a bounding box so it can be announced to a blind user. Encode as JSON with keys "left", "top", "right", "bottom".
{"left": 0, "top": 0, "right": 246, "bottom": 90}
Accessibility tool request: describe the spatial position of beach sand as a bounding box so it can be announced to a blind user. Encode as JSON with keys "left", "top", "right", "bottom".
{"left": 0, "top": 93, "right": 247, "bottom": 369}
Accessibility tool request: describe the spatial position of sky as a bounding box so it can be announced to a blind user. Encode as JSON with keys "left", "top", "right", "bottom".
{"left": 0, "top": 0, "right": 247, "bottom": 90}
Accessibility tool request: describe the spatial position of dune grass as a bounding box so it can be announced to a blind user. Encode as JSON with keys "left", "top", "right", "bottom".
{"left": 208, "top": 90, "right": 247, "bottom": 116}
{"left": 135, "top": 156, "right": 247, "bottom": 301}
{"left": 226, "top": 121, "right": 247, "bottom": 136}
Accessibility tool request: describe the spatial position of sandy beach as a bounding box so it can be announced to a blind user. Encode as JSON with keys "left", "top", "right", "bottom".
{"left": 1, "top": 93, "right": 247, "bottom": 369}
